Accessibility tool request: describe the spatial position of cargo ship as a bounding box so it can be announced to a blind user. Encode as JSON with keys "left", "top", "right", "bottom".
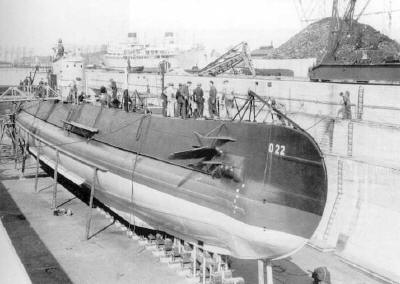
{"left": 103, "top": 32, "right": 211, "bottom": 71}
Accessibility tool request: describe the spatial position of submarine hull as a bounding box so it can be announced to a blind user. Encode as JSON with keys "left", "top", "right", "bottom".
{"left": 16, "top": 101, "right": 327, "bottom": 260}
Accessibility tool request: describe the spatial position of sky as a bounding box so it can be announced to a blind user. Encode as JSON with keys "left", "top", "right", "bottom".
{"left": 0, "top": 0, "right": 399, "bottom": 55}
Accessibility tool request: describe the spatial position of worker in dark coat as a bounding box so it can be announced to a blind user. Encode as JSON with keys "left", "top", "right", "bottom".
{"left": 109, "top": 79, "right": 119, "bottom": 108}
{"left": 161, "top": 89, "right": 168, "bottom": 117}
{"left": 193, "top": 83, "right": 204, "bottom": 118}
{"left": 208, "top": 81, "right": 218, "bottom": 119}
{"left": 182, "top": 83, "right": 190, "bottom": 118}
{"left": 99, "top": 86, "right": 108, "bottom": 107}
{"left": 176, "top": 84, "right": 185, "bottom": 118}
{"left": 122, "top": 89, "right": 131, "bottom": 112}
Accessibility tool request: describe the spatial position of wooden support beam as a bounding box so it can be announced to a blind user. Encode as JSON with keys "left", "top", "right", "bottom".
{"left": 21, "top": 132, "right": 28, "bottom": 175}
{"left": 193, "top": 244, "right": 197, "bottom": 277}
{"left": 86, "top": 167, "right": 97, "bottom": 239}
{"left": 34, "top": 140, "right": 41, "bottom": 192}
{"left": 258, "top": 260, "right": 265, "bottom": 284}
{"left": 258, "top": 259, "right": 274, "bottom": 284}
{"left": 51, "top": 150, "right": 59, "bottom": 210}
{"left": 266, "top": 260, "right": 273, "bottom": 284}
{"left": 202, "top": 253, "right": 206, "bottom": 284}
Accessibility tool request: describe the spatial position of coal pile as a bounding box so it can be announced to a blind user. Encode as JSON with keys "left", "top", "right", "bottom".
{"left": 266, "top": 18, "right": 400, "bottom": 64}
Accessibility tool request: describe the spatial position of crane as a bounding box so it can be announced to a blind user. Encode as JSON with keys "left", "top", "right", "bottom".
{"left": 198, "top": 42, "right": 255, "bottom": 77}
{"left": 322, "top": 0, "right": 362, "bottom": 62}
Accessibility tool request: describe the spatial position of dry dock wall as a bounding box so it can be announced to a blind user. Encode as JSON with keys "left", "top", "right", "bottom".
{"left": 85, "top": 70, "right": 400, "bottom": 282}
{"left": 311, "top": 157, "right": 400, "bottom": 283}
{"left": 291, "top": 113, "right": 400, "bottom": 282}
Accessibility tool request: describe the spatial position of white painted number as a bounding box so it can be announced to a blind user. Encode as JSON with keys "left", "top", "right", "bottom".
{"left": 268, "top": 143, "right": 286, "bottom": 156}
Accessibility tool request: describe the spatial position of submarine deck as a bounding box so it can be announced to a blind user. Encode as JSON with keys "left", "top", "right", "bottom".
{"left": 0, "top": 138, "right": 385, "bottom": 284}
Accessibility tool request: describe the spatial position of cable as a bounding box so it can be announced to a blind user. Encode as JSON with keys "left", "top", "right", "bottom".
{"left": 128, "top": 114, "right": 152, "bottom": 233}
{"left": 305, "top": 116, "right": 332, "bottom": 131}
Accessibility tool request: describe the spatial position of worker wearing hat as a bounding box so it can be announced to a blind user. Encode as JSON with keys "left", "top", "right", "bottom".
{"left": 208, "top": 81, "right": 218, "bottom": 119}
{"left": 193, "top": 83, "right": 204, "bottom": 118}
{"left": 166, "top": 83, "right": 175, "bottom": 117}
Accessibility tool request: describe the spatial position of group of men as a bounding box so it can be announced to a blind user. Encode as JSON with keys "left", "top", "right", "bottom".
{"left": 93, "top": 78, "right": 354, "bottom": 122}
{"left": 99, "top": 79, "right": 120, "bottom": 108}
{"left": 162, "top": 80, "right": 236, "bottom": 120}
{"left": 99, "top": 79, "right": 140, "bottom": 112}
{"left": 18, "top": 78, "right": 50, "bottom": 98}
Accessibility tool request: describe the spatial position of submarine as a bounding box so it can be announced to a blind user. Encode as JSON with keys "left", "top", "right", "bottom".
{"left": 9, "top": 44, "right": 328, "bottom": 261}
{"left": 14, "top": 96, "right": 327, "bottom": 260}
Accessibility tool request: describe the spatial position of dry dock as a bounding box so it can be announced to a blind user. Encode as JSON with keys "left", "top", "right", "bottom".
{"left": 0, "top": 136, "right": 387, "bottom": 284}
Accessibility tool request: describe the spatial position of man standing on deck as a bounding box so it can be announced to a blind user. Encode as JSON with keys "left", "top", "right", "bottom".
{"left": 161, "top": 87, "right": 168, "bottom": 117}
{"left": 166, "top": 83, "right": 175, "bottom": 117}
{"left": 176, "top": 83, "right": 185, "bottom": 118}
{"left": 186, "top": 81, "right": 193, "bottom": 117}
{"left": 109, "top": 79, "right": 118, "bottom": 108}
{"left": 208, "top": 81, "right": 218, "bottom": 119}
{"left": 221, "top": 80, "right": 235, "bottom": 119}
{"left": 182, "top": 83, "right": 190, "bottom": 118}
{"left": 193, "top": 83, "right": 204, "bottom": 119}
{"left": 100, "top": 86, "right": 108, "bottom": 107}
{"left": 122, "top": 89, "right": 131, "bottom": 112}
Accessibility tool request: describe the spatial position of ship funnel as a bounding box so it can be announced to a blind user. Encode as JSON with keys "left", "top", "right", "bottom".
{"left": 164, "top": 32, "right": 174, "bottom": 45}
{"left": 128, "top": 32, "right": 138, "bottom": 43}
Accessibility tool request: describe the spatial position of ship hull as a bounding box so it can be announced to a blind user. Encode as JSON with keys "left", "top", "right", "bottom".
{"left": 16, "top": 101, "right": 327, "bottom": 260}
{"left": 309, "top": 63, "right": 400, "bottom": 84}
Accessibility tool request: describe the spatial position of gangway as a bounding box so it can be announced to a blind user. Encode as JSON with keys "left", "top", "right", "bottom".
{"left": 198, "top": 42, "right": 256, "bottom": 77}
{"left": 0, "top": 86, "right": 62, "bottom": 103}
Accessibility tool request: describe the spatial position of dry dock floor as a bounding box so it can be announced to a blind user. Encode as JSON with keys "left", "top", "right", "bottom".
{"left": 0, "top": 139, "right": 387, "bottom": 284}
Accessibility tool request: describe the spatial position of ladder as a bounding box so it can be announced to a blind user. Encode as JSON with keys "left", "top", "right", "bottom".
{"left": 323, "top": 159, "right": 344, "bottom": 242}
{"left": 356, "top": 86, "right": 364, "bottom": 120}
{"left": 347, "top": 121, "right": 354, "bottom": 157}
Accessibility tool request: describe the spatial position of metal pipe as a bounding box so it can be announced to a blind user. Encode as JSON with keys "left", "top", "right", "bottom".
{"left": 86, "top": 167, "right": 97, "bottom": 239}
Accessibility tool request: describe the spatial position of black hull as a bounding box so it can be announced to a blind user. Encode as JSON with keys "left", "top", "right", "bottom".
{"left": 16, "top": 101, "right": 328, "bottom": 258}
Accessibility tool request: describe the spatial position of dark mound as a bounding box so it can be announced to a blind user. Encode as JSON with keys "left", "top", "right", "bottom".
{"left": 266, "top": 17, "right": 400, "bottom": 64}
